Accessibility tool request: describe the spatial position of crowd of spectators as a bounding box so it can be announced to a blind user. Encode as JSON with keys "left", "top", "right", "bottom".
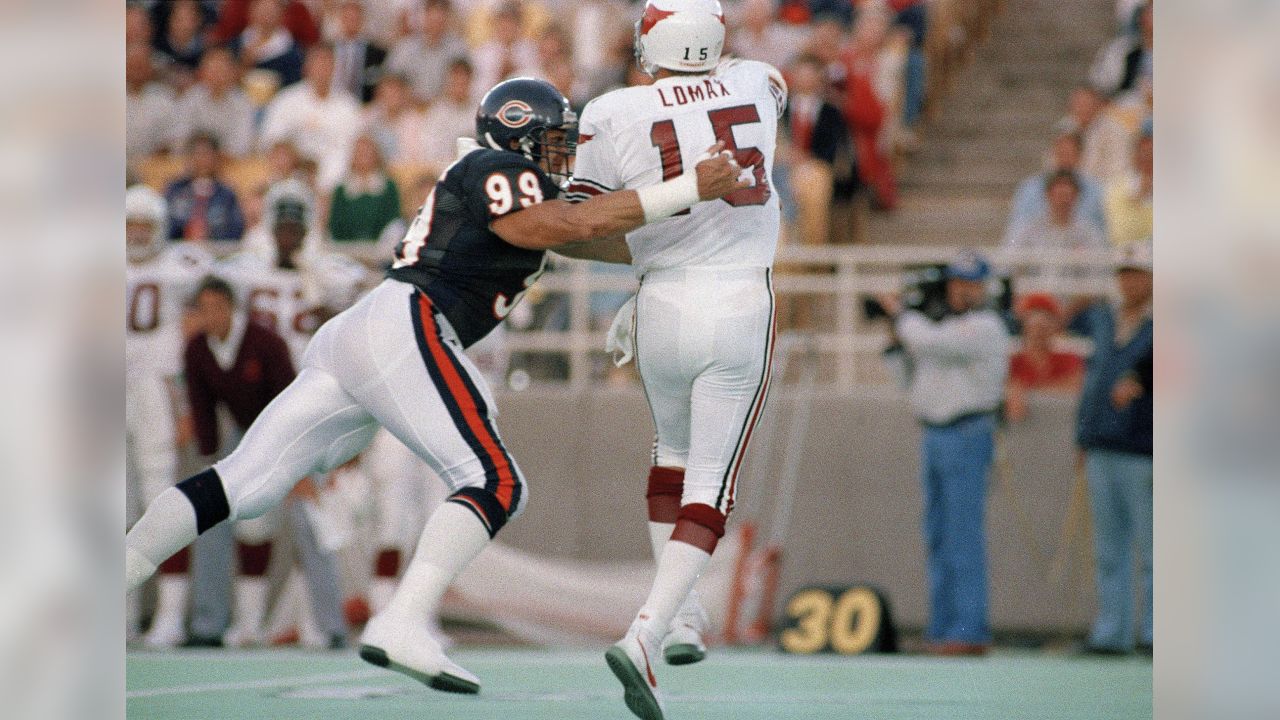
{"left": 128, "top": 0, "right": 951, "bottom": 255}
{"left": 1001, "top": 1, "right": 1152, "bottom": 258}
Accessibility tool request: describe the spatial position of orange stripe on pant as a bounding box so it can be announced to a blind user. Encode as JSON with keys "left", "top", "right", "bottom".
{"left": 416, "top": 294, "right": 518, "bottom": 512}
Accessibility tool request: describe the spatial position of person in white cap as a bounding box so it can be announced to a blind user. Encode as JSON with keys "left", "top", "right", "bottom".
{"left": 1068, "top": 236, "right": 1153, "bottom": 655}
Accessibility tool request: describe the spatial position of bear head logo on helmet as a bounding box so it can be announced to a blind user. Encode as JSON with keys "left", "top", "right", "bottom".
{"left": 476, "top": 77, "right": 578, "bottom": 185}
{"left": 634, "top": 0, "right": 725, "bottom": 76}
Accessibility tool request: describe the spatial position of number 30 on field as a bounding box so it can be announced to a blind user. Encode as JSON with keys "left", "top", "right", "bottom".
{"left": 777, "top": 586, "right": 890, "bottom": 655}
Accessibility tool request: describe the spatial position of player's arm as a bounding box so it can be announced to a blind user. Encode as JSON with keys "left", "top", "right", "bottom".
{"left": 551, "top": 236, "right": 632, "bottom": 264}
{"left": 492, "top": 143, "right": 746, "bottom": 251}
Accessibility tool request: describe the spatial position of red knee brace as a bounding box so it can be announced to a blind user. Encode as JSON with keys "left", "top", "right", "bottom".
{"left": 645, "top": 466, "right": 684, "bottom": 522}
{"left": 671, "top": 503, "right": 726, "bottom": 554}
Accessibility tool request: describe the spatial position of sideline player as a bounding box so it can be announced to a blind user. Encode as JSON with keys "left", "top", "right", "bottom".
{"left": 125, "top": 77, "right": 746, "bottom": 693}
{"left": 565, "top": 2, "right": 787, "bottom": 716}
{"left": 125, "top": 185, "right": 212, "bottom": 647}
{"left": 212, "top": 186, "right": 370, "bottom": 647}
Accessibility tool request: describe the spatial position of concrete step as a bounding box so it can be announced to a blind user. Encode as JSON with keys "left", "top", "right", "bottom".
{"left": 867, "top": 196, "right": 1009, "bottom": 247}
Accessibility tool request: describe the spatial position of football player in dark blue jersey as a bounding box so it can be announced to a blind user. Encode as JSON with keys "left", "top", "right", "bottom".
{"left": 125, "top": 77, "right": 745, "bottom": 694}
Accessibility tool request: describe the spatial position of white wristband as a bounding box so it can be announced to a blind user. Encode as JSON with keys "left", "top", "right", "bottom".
{"left": 636, "top": 172, "right": 701, "bottom": 223}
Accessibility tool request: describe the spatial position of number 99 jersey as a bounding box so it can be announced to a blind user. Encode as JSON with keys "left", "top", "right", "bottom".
{"left": 565, "top": 58, "right": 787, "bottom": 277}
{"left": 387, "top": 145, "right": 560, "bottom": 349}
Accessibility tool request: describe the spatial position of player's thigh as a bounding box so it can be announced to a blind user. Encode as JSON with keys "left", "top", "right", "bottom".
{"left": 215, "top": 367, "right": 378, "bottom": 521}
{"left": 635, "top": 289, "right": 693, "bottom": 464}
{"left": 330, "top": 279, "right": 524, "bottom": 500}
{"left": 684, "top": 296, "right": 774, "bottom": 511}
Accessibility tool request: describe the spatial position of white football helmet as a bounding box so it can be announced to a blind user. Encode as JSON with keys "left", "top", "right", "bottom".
{"left": 634, "top": 0, "right": 725, "bottom": 76}
{"left": 125, "top": 184, "right": 167, "bottom": 263}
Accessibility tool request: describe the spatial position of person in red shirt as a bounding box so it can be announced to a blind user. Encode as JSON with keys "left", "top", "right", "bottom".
{"left": 1006, "top": 292, "right": 1085, "bottom": 420}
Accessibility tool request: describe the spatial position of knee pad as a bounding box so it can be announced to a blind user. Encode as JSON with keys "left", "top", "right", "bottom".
{"left": 670, "top": 503, "right": 726, "bottom": 554}
{"left": 447, "top": 487, "right": 516, "bottom": 538}
{"left": 645, "top": 466, "right": 684, "bottom": 523}
{"left": 176, "top": 468, "right": 230, "bottom": 534}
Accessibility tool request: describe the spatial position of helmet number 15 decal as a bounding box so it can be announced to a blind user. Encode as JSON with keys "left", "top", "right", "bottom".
{"left": 486, "top": 171, "right": 544, "bottom": 216}
{"left": 648, "top": 104, "right": 770, "bottom": 208}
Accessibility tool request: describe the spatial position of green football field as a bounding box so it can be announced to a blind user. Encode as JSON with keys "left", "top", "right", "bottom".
{"left": 127, "top": 646, "right": 1151, "bottom": 719}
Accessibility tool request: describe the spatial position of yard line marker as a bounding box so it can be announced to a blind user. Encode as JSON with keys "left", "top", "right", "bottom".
{"left": 126, "top": 669, "right": 385, "bottom": 698}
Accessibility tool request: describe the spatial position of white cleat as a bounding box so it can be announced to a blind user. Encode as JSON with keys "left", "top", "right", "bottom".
{"left": 222, "top": 622, "right": 265, "bottom": 648}
{"left": 605, "top": 618, "right": 667, "bottom": 720}
{"left": 663, "top": 592, "right": 709, "bottom": 666}
{"left": 359, "top": 613, "right": 480, "bottom": 694}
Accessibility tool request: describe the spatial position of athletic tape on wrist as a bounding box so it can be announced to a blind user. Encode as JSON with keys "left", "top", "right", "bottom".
{"left": 637, "top": 172, "right": 701, "bottom": 223}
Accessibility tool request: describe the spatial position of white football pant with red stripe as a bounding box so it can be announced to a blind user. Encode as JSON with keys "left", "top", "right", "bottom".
{"left": 211, "top": 279, "right": 529, "bottom": 539}
{"left": 634, "top": 266, "right": 775, "bottom": 519}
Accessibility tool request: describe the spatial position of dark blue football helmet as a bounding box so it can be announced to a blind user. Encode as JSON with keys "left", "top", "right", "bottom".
{"left": 475, "top": 77, "right": 578, "bottom": 184}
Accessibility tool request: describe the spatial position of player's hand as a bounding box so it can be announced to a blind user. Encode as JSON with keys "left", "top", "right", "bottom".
{"left": 875, "top": 292, "right": 903, "bottom": 318}
{"left": 693, "top": 141, "right": 749, "bottom": 200}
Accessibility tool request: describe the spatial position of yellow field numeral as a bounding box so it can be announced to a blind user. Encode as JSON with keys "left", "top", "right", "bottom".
{"left": 779, "top": 586, "right": 885, "bottom": 655}
{"left": 830, "top": 587, "right": 881, "bottom": 655}
{"left": 779, "top": 588, "right": 833, "bottom": 654}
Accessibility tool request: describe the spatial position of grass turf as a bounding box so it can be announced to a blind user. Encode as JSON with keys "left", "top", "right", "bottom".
{"left": 127, "top": 646, "right": 1151, "bottom": 719}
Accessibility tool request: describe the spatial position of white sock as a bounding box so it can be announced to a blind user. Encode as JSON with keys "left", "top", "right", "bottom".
{"left": 380, "top": 503, "right": 490, "bottom": 623}
{"left": 126, "top": 487, "right": 198, "bottom": 592}
{"left": 368, "top": 576, "right": 398, "bottom": 613}
{"left": 233, "top": 576, "right": 269, "bottom": 635}
{"left": 647, "top": 521, "right": 674, "bottom": 561}
{"left": 152, "top": 575, "right": 189, "bottom": 622}
{"left": 635, "top": 540, "right": 711, "bottom": 637}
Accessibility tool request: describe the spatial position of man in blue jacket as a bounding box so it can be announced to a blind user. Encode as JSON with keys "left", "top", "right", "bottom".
{"left": 1070, "top": 238, "right": 1153, "bottom": 655}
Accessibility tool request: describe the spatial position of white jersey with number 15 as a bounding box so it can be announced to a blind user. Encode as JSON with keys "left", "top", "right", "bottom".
{"left": 566, "top": 58, "right": 787, "bottom": 277}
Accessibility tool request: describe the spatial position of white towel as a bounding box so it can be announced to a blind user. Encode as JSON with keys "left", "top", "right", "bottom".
{"left": 605, "top": 295, "right": 638, "bottom": 367}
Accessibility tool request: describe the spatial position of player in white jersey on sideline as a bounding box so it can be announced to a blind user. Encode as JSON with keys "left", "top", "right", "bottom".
{"left": 565, "top": 2, "right": 786, "bottom": 717}
{"left": 214, "top": 182, "right": 372, "bottom": 647}
{"left": 125, "top": 185, "right": 212, "bottom": 647}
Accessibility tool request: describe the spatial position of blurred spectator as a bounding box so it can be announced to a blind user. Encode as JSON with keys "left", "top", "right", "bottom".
{"left": 126, "top": 42, "right": 177, "bottom": 160}
{"left": 1104, "top": 127, "right": 1153, "bottom": 248}
{"left": 803, "top": 15, "right": 849, "bottom": 89}
{"left": 1089, "top": 1, "right": 1152, "bottom": 97}
{"left": 1007, "top": 132, "right": 1107, "bottom": 240}
{"left": 155, "top": 0, "right": 209, "bottom": 80}
{"left": 265, "top": 139, "right": 304, "bottom": 185}
{"left": 330, "top": 0, "right": 387, "bottom": 102}
{"left": 363, "top": 72, "right": 430, "bottom": 165}
{"left": 1084, "top": 79, "right": 1153, "bottom": 184}
{"left": 210, "top": 0, "right": 320, "bottom": 49}
{"left": 890, "top": 0, "right": 928, "bottom": 132}
{"left": 879, "top": 252, "right": 1010, "bottom": 656}
{"left": 1003, "top": 170, "right": 1107, "bottom": 253}
{"left": 470, "top": 2, "right": 539, "bottom": 100}
{"left": 783, "top": 53, "right": 856, "bottom": 244}
{"left": 841, "top": 5, "right": 900, "bottom": 210}
{"left": 173, "top": 46, "right": 256, "bottom": 158}
{"left": 126, "top": 2, "right": 154, "bottom": 47}
{"left": 728, "top": 0, "right": 805, "bottom": 71}
{"left": 327, "top": 135, "right": 402, "bottom": 243}
{"left": 384, "top": 0, "right": 469, "bottom": 104}
{"left": 421, "top": 59, "right": 479, "bottom": 166}
{"left": 164, "top": 133, "right": 246, "bottom": 242}
{"left": 1004, "top": 293, "right": 1084, "bottom": 422}
{"left": 259, "top": 43, "right": 363, "bottom": 192}
{"left": 231, "top": 0, "right": 306, "bottom": 88}
{"left": 1068, "top": 239, "right": 1153, "bottom": 655}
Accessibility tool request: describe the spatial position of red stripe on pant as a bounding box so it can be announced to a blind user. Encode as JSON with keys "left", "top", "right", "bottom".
{"left": 416, "top": 294, "right": 518, "bottom": 513}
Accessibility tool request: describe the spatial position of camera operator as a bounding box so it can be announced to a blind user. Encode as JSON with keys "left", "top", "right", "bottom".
{"left": 878, "top": 252, "right": 1011, "bottom": 655}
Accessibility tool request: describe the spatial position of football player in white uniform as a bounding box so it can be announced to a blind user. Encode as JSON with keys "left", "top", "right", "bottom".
{"left": 566, "top": 2, "right": 786, "bottom": 716}
{"left": 213, "top": 183, "right": 372, "bottom": 647}
{"left": 125, "top": 185, "right": 212, "bottom": 647}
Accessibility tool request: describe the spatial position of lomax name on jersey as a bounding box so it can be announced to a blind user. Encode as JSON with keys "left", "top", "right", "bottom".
{"left": 656, "top": 78, "right": 732, "bottom": 107}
